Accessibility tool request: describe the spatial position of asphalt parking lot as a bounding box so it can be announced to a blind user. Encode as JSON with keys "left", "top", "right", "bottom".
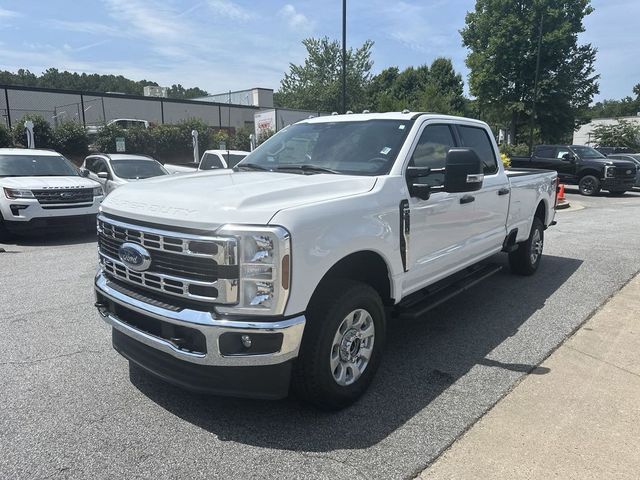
{"left": 2, "top": 188, "right": 640, "bottom": 480}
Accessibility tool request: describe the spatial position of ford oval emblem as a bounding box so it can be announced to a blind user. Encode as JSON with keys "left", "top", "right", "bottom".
{"left": 118, "top": 242, "right": 151, "bottom": 272}
{"left": 626, "top": 170, "right": 632, "bottom": 175}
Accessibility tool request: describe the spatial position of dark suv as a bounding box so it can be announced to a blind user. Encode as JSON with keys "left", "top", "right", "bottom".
{"left": 511, "top": 145, "right": 637, "bottom": 196}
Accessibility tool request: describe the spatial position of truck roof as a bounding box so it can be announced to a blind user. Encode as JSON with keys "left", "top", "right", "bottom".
{"left": 0, "top": 148, "right": 62, "bottom": 156}
{"left": 301, "top": 111, "right": 488, "bottom": 126}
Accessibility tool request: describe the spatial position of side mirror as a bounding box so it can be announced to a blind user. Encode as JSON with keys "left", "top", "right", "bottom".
{"left": 561, "top": 153, "right": 575, "bottom": 162}
{"left": 79, "top": 168, "right": 89, "bottom": 177}
{"left": 443, "top": 148, "right": 484, "bottom": 193}
{"left": 97, "top": 171, "right": 109, "bottom": 180}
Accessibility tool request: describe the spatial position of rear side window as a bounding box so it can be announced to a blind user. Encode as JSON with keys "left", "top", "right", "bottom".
{"left": 535, "top": 146, "right": 555, "bottom": 158}
{"left": 458, "top": 125, "right": 498, "bottom": 175}
{"left": 200, "top": 153, "right": 225, "bottom": 170}
{"left": 409, "top": 124, "right": 456, "bottom": 187}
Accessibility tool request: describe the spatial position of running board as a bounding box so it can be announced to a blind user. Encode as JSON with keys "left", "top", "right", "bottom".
{"left": 396, "top": 263, "right": 503, "bottom": 320}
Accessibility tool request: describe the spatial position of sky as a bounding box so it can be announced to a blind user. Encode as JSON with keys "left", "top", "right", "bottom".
{"left": 0, "top": 0, "right": 637, "bottom": 102}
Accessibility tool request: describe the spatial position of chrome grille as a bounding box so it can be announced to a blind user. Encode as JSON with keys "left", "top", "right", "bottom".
{"left": 32, "top": 188, "right": 94, "bottom": 204}
{"left": 97, "top": 215, "right": 238, "bottom": 304}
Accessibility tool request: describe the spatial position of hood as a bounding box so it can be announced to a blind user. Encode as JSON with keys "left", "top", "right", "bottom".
{"left": 0, "top": 176, "right": 100, "bottom": 189}
{"left": 100, "top": 170, "right": 377, "bottom": 230}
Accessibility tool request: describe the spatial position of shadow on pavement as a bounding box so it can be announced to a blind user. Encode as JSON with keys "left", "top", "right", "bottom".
{"left": 130, "top": 253, "right": 582, "bottom": 452}
{"left": 1, "top": 231, "right": 97, "bottom": 247}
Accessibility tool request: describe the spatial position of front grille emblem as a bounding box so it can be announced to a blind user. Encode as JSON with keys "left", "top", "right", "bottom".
{"left": 118, "top": 242, "right": 152, "bottom": 272}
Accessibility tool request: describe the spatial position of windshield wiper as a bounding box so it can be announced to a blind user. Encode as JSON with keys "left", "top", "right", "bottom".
{"left": 275, "top": 164, "right": 340, "bottom": 174}
{"left": 234, "top": 162, "right": 271, "bottom": 172}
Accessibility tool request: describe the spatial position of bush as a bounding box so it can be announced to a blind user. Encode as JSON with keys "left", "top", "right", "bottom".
{"left": 54, "top": 121, "right": 88, "bottom": 157}
{"left": 12, "top": 114, "right": 56, "bottom": 149}
{"left": 258, "top": 128, "right": 275, "bottom": 145}
{"left": 0, "top": 124, "right": 11, "bottom": 147}
{"left": 95, "top": 123, "right": 154, "bottom": 156}
{"left": 499, "top": 143, "right": 530, "bottom": 158}
{"left": 230, "top": 127, "right": 252, "bottom": 151}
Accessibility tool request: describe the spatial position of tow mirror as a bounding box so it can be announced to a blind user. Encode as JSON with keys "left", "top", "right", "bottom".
{"left": 97, "top": 171, "right": 109, "bottom": 180}
{"left": 444, "top": 148, "right": 484, "bottom": 193}
{"left": 561, "top": 153, "right": 575, "bottom": 162}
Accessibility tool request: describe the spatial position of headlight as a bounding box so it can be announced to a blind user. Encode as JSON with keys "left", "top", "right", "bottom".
{"left": 93, "top": 186, "right": 103, "bottom": 196}
{"left": 215, "top": 225, "right": 291, "bottom": 316}
{"left": 604, "top": 166, "right": 616, "bottom": 178}
{"left": 3, "top": 187, "right": 34, "bottom": 199}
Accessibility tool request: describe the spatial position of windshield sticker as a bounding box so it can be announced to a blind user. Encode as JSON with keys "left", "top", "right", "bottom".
{"left": 380, "top": 147, "right": 392, "bottom": 155}
{"left": 399, "top": 124, "right": 406, "bottom": 130}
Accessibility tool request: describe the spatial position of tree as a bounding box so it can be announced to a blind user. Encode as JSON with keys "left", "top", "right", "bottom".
{"left": 589, "top": 84, "right": 640, "bottom": 119}
{"left": 592, "top": 120, "right": 640, "bottom": 150}
{"left": 461, "top": 0, "right": 599, "bottom": 144}
{"left": 167, "top": 84, "right": 209, "bottom": 99}
{"left": 367, "top": 59, "right": 465, "bottom": 115}
{"left": 276, "top": 37, "right": 374, "bottom": 112}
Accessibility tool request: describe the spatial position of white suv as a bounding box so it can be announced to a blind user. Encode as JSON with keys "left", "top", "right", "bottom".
{"left": 0, "top": 148, "right": 104, "bottom": 241}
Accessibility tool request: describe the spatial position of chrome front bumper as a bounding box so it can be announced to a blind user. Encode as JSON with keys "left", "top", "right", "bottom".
{"left": 94, "top": 272, "right": 305, "bottom": 367}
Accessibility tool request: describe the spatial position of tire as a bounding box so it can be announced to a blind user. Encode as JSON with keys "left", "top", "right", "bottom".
{"left": 578, "top": 175, "right": 600, "bottom": 196}
{"left": 509, "top": 217, "right": 544, "bottom": 276}
{"left": 0, "top": 215, "right": 13, "bottom": 243}
{"left": 292, "top": 279, "right": 386, "bottom": 410}
{"left": 608, "top": 190, "right": 626, "bottom": 196}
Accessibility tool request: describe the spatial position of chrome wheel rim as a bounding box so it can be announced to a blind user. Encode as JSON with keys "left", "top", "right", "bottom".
{"left": 530, "top": 228, "right": 543, "bottom": 264}
{"left": 330, "top": 308, "right": 375, "bottom": 386}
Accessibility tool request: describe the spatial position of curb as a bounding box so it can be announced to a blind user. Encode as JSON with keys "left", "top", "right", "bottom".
{"left": 555, "top": 200, "right": 570, "bottom": 210}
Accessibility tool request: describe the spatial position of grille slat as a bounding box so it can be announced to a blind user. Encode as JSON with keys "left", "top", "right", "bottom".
{"left": 32, "top": 188, "right": 94, "bottom": 204}
{"left": 97, "top": 216, "right": 238, "bottom": 304}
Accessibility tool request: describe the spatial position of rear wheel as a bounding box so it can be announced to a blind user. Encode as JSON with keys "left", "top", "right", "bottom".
{"left": 292, "top": 279, "right": 386, "bottom": 410}
{"left": 509, "top": 217, "right": 544, "bottom": 276}
{"left": 578, "top": 175, "right": 600, "bottom": 196}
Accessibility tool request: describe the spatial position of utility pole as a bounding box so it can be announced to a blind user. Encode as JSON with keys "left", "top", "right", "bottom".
{"left": 341, "top": 0, "right": 347, "bottom": 114}
{"left": 528, "top": 11, "right": 544, "bottom": 156}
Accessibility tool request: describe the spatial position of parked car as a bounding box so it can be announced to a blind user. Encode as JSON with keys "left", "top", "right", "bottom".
{"left": 80, "top": 154, "right": 169, "bottom": 195}
{"left": 93, "top": 112, "right": 557, "bottom": 409}
{"left": 164, "top": 149, "right": 250, "bottom": 174}
{"left": 86, "top": 118, "right": 150, "bottom": 136}
{"left": 511, "top": 144, "right": 637, "bottom": 196}
{"left": 605, "top": 153, "right": 640, "bottom": 187}
{"left": 0, "top": 148, "right": 103, "bottom": 241}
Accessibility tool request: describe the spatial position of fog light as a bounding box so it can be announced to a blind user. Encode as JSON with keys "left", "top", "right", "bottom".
{"left": 10, "top": 204, "right": 29, "bottom": 216}
{"left": 241, "top": 334, "right": 252, "bottom": 348}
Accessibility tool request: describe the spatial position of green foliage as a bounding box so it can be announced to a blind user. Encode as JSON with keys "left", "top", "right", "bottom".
{"left": 367, "top": 59, "right": 465, "bottom": 115}
{"left": 258, "top": 129, "right": 275, "bottom": 145}
{"left": 0, "top": 68, "right": 207, "bottom": 98}
{"left": 589, "top": 84, "right": 640, "bottom": 119}
{"left": 11, "top": 114, "right": 56, "bottom": 149}
{"left": 500, "top": 143, "right": 531, "bottom": 157}
{"left": 461, "top": 0, "right": 599, "bottom": 143}
{"left": 592, "top": 120, "right": 640, "bottom": 150}
{"left": 0, "top": 124, "right": 11, "bottom": 147}
{"left": 230, "top": 127, "right": 252, "bottom": 151}
{"left": 276, "top": 37, "right": 374, "bottom": 113}
{"left": 53, "top": 121, "right": 88, "bottom": 156}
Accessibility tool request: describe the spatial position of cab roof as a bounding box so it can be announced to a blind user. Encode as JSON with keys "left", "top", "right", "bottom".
{"left": 300, "top": 111, "right": 488, "bottom": 126}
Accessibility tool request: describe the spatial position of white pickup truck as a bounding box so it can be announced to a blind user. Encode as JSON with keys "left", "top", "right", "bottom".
{"left": 164, "top": 149, "right": 250, "bottom": 174}
{"left": 93, "top": 112, "right": 557, "bottom": 409}
{"left": 0, "top": 148, "right": 104, "bottom": 241}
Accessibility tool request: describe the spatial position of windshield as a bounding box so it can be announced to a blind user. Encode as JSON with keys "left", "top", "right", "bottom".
{"left": 0, "top": 154, "right": 79, "bottom": 177}
{"left": 110, "top": 159, "right": 168, "bottom": 179}
{"left": 238, "top": 120, "right": 414, "bottom": 175}
{"left": 572, "top": 146, "right": 606, "bottom": 159}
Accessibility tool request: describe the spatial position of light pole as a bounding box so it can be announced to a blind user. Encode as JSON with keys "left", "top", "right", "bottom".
{"left": 341, "top": 0, "right": 347, "bottom": 114}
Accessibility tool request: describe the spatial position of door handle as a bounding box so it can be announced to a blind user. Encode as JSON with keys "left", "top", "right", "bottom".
{"left": 460, "top": 195, "right": 475, "bottom": 204}
{"left": 498, "top": 187, "right": 510, "bottom": 196}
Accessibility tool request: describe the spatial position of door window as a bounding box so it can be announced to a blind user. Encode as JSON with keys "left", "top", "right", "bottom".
{"left": 408, "top": 124, "right": 456, "bottom": 188}
{"left": 458, "top": 125, "right": 498, "bottom": 175}
{"left": 555, "top": 148, "right": 571, "bottom": 159}
{"left": 534, "top": 146, "right": 555, "bottom": 158}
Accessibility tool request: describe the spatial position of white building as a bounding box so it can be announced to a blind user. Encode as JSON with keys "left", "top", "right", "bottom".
{"left": 573, "top": 115, "right": 640, "bottom": 145}
{"left": 194, "top": 88, "right": 274, "bottom": 108}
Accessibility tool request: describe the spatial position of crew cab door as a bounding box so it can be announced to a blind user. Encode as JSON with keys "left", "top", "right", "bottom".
{"left": 456, "top": 124, "right": 509, "bottom": 257}
{"left": 553, "top": 147, "right": 579, "bottom": 182}
{"left": 402, "top": 123, "right": 481, "bottom": 293}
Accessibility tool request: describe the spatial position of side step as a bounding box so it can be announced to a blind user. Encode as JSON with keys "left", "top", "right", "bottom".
{"left": 396, "top": 263, "right": 503, "bottom": 320}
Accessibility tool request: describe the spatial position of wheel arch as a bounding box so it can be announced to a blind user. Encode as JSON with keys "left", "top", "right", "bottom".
{"left": 309, "top": 250, "right": 394, "bottom": 310}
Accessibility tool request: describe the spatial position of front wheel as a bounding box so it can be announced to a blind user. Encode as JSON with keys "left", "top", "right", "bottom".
{"left": 578, "top": 175, "right": 601, "bottom": 196}
{"left": 509, "top": 217, "right": 544, "bottom": 276}
{"left": 292, "top": 279, "right": 386, "bottom": 410}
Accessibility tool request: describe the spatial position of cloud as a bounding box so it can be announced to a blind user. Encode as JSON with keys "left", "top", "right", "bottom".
{"left": 207, "top": 0, "right": 253, "bottom": 21}
{"left": 0, "top": 8, "right": 20, "bottom": 18}
{"left": 278, "top": 4, "right": 314, "bottom": 32}
{"left": 45, "top": 19, "right": 128, "bottom": 38}
{"left": 103, "top": 0, "right": 186, "bottom": 41}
